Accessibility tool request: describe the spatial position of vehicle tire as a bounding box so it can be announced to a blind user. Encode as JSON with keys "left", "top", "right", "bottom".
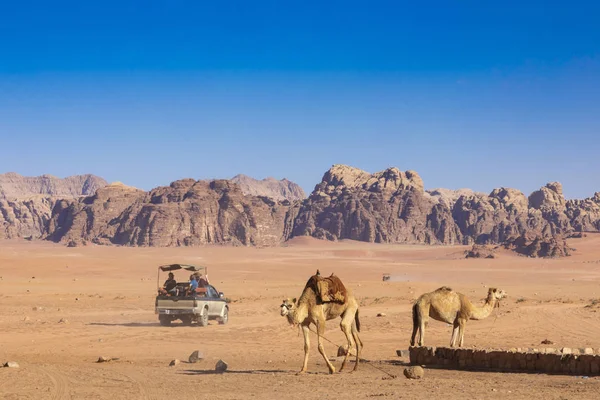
{"left": 159, "top": 315, "right": 171, "bottom": 327}
{"left": 219, "top": 307, "right": 229, "bottom": 325}
{"left": 180, "top": 315, "right": 193, "bottom": 326}
{"left": 198, "top": 308, "right": 209, "bottom": 327}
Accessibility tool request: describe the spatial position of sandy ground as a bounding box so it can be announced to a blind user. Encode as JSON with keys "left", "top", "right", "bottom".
{"left": 2, "top": 235, "right": 600, "bottom": 399}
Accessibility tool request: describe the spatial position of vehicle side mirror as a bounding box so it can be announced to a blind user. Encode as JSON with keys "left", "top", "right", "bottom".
{"left": 219, "top": 292, "right": 224, "bottom": 298}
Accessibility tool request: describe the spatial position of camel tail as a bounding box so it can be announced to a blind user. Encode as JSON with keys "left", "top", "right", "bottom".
{"left": 355, "top": 309, "right": 361, "bottom": 333}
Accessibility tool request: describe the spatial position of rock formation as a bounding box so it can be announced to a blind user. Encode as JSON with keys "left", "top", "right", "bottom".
{"left": 291, "top": 164, "right": 594, "bottom": 257}
{"left": 292, "top": 164, "right": 462, "bottom": 245}
{"left": 2, "top": 165, "right": 599, "bottom": 258}
{"left": 0, "top": 196, "right": 56, "bottom": 239}
{"left": 0, "top": 172, "right": 107, "bottom": 199}
{"left": 45, "top": 179, "right": 300, "bottom": 247}
{"left": 465, "top": 244, "right": 497, "bottom": 259}
{"left": 229, "top": 174, "right": 305, "bottom": 201}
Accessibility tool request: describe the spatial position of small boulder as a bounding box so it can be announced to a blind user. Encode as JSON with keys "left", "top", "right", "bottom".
{"left": 4, "top": 362, "right": 19, "bottom": 368}
{"left": 215, "top": 359, "right": 228, "bottom": 373}
{"left": 465, "top": 244, "right": 496, "bottom": 259}
{"left": 169, "top": 359, "right": 180, "bottom": 367}
{"left": 376, "top": 313, "right": 386, "bottom": 317}
{"left": 396, "top": 350, "right": 409, "bottom": 358}
{"left": 404, "top": 366, "right": 424, "bottom": 379}
{"left": 58, "top": 318, "right": 68, "bottom": 324}
{"left": 188, "top": 350, "right": 204, "bottom": 363}
{"left": 97, "top": 356, "right": 111, "bottom": 363}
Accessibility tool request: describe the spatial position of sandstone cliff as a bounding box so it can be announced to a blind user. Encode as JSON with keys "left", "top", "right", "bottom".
{"left": 3, "top": 165, "right": 600, "bottom": 258}
{"left": 0, "top": 196, "right": 56, "bottom": 239}
{"left": 292, "top": 164, "right": 462, "bottom": 244}
{"left": 229, "top": 174, "right": 306, "bottom": 201}
{"left": 45, "top": 179, "right": 300, "bottom": 247}
{"left": 291, "top": 164, "right": 598, "bottom": 257}
{"left": 0, "top": 173, "right": 108, "bottom": 240}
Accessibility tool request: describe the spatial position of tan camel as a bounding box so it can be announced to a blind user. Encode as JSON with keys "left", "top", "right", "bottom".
{"left": 410, "top": 286, "right": 507, "bottom": 347}
{"left": 280, "top": 270, "right": 363, "bottom": 374}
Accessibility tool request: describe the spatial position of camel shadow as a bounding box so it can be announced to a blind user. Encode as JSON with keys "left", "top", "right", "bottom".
{"left": 378, "top": 359, "right": 412, "bottom": 367}
{"left": 180, "top": 369, "right": 293, "bottom": 376}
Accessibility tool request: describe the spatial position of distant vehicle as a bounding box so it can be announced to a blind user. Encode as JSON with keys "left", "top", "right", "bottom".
{"left": 154, "top": 264, "right": 229, "bottom": 326}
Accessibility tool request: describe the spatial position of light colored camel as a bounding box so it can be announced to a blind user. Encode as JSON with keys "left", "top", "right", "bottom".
{"left": 280, "top": 270, "right": 363, "bottom": 374}
{"left": 410, "top": 286, "right": 507, "bottom": 347}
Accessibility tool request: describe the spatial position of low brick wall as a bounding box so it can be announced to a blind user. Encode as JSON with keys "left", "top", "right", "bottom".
{"left": 409, "top": 346, "right": 600, "bottom": 376}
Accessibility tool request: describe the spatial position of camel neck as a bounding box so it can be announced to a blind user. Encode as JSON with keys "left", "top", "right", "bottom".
{"left": 470, "top": 296, "right": 497, "bottom": 320}
{"left": 292, "top": 300, "right": 309, "bottom": 324}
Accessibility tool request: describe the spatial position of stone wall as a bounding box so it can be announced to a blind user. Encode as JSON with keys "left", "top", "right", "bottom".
{"left": 409, "top": 346, "right": 600, "bottom": 376}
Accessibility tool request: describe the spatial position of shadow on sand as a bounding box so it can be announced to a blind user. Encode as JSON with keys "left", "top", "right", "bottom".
{"left": 88, "top": 322, "right": 163, "bottom": 328}
{"left": 179, "top": 369, "right": 294, "bottom": 376}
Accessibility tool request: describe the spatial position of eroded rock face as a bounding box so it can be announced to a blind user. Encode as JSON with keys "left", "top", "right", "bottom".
{"left": 565, "top": 193, "right": 600, "bottom": 232}
{"left": 0, "top": 196, "right": 56, "bottom": 239}
{"left": 290, "top": 165, "right": 599, "bottom": 257}
{"left": 4, "top": 165, "right": 599, "bottom": 258}
{"left": 45, "top": 183, "right": 146, "bottom": 245}
{"left": 292, "top": 165, "right": 462, "bottom": 244}
{"left": 505, "top": 232, "right": 573, "bottom": 258}
{"left": 45, "top": 179, "right": 300, "bottom": 247}
{"left": 0, "top": 173, "right": 108, "bottom": 240}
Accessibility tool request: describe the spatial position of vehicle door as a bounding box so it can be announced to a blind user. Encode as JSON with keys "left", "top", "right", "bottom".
{"left": 206, "top": 285, "right": 223, "bottom": 315}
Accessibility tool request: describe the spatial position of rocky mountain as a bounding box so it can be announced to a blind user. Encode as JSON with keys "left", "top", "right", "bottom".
{"left": 229, "top": 174, "right": 306, "bottom": 201}
{"left": 292, "top": 164, "right": 462, "bottom": 244}
{"left": 0, "top": 172, "right": 107, "bottom": 199}
{"left": 45, "top": 179, "right": 300, "bottom": 247}
{"left": 0, "top": 173, "right": 108, "bottom": 240}
{"left": 292, "top": 164, "right": 600, "bottom": 257}
{"left": 3, "top": 165, "right": 600, "bottom": 258}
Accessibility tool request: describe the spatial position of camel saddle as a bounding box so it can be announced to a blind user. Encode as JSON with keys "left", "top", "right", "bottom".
{"left": 306, "top": 271, "right": 347, "bottom": 304}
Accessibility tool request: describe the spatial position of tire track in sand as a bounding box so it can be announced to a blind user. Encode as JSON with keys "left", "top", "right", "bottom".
{"left": 119, "top": 368, "right": 161, "bottom": 400}
{"left": 34, "top": 365, "right": 70, "bottom": 400}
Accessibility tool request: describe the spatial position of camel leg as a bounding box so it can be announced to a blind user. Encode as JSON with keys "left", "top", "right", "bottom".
{"left": 339, "top": 312, "right": 356, "bottom": 372}
{"left": 457, "top": 318, "right": 466, "bottom": 347}
{"left": 418, "top": 307, "right": 428, "bottom": 347}
{"left": 410, "top": 303, "right": 419, "bottom": 346}
{"left": 315, "top": 320, "right": 336, "bottom": 374}
{"left": 350, "top": 320, "right": 362, "bottom": 372}
{"left": 298, "top": 324, "right": 310, "bottom": 374}
{"left": 450, "top": 319, "right": 460, "bottom": 347}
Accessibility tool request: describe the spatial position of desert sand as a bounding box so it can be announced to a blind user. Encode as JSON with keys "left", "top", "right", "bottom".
{"left": 1, "top": 236, "right": 600, "bottom": 399}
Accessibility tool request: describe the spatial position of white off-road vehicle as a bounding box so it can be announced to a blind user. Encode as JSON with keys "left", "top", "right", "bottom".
{"left": 154, "top": 264, "right": 229, "bottom": 327}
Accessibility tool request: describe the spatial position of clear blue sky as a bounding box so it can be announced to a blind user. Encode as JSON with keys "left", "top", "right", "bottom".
{"left": 1, "top": 1, "right": 599, "bottom": 199}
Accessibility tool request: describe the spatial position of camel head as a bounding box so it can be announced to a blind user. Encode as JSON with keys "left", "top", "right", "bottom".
{"left": 280, "top": 298, "right": 297, "bottom": 318}
{"left": 487, "top": 288, "right": 507, "bottom": 302}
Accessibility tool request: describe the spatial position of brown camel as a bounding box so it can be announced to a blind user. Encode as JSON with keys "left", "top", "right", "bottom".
{"left": 280, "top": 270, "right": 363, "bottom": 374}
{"left": 410, "top": 286, "right": 507, "bottom": 347}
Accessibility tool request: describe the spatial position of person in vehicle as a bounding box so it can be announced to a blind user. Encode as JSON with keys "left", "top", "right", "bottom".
{"left": 193, "top": 272, "right": 209, "bottom": 287}
{"left": 159, "top": 272, "right": 177, "bottom": 296}
{"left": 186, "top": 274, "right": 198, "bottom": 295}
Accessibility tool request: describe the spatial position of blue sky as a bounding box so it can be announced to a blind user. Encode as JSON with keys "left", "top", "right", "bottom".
{"left": 0, "top": 1, "right": 599, "bottom": 199}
